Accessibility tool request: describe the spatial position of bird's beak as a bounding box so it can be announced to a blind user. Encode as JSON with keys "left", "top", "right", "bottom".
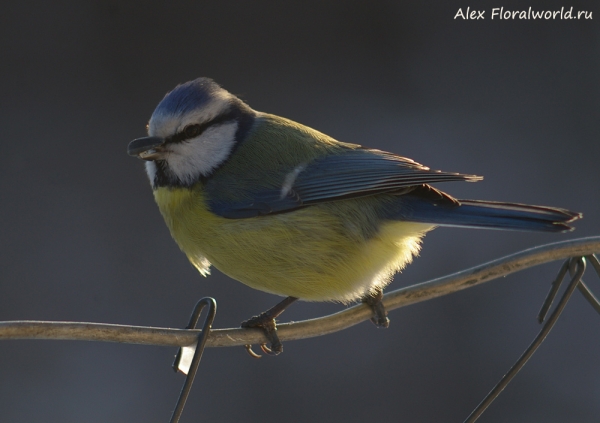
{"left": 127, "top": 136, "right": 166, "bottom": 161}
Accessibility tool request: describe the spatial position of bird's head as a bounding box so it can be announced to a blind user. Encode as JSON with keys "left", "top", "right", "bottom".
{"left": 128, "top": 78, "right": 255, "bottom": 187}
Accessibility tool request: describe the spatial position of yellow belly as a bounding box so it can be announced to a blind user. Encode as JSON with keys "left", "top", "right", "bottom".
{"left": 154, "top": 186, "right": 433, "bottom": 302}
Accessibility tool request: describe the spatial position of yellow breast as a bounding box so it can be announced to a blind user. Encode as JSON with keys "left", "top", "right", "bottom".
{"left": 154, "top": 185, "right": 433, "bottom": 303}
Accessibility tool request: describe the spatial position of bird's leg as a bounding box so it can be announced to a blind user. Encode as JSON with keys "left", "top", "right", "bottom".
{"left": 241, "top": 296, "right": 298, "bottom": 356}
{"left": 362, "top": 289, "right": 390, "bottom": 328}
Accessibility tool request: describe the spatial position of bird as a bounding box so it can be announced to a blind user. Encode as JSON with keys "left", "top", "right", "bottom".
{"left": 128, "top": 77, "right": 581, "bottom": 355}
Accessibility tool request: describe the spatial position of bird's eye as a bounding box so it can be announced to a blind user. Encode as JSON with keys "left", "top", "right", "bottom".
{"left": 183, "top": 124, "right": 203, "bottom": 139}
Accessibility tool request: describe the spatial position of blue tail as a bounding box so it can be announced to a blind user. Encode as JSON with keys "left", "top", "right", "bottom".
{"left": 397, "top": 188, "right": 581, "bottom": 233}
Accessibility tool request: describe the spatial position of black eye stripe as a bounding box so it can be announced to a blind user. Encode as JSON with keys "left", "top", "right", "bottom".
{"left": 184, "top": 124, "right": 203, "bottom": 138}
{"left": 166, "top": 111, "right": 238, "bottom": 145}
{"left": 166, "top": 123, "right": 209, "bottom": 144}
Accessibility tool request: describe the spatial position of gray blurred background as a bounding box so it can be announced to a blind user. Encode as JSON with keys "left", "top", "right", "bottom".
{"left": 0, "top": 1, "right": 599, "bottom": 422}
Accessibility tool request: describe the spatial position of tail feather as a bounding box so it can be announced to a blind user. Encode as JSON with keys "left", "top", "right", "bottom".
{"left": 400, "top": 196, "right": 581, "bottom": 233}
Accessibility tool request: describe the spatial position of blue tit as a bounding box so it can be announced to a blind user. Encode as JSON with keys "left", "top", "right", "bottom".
{"left": 128, "top": 77, "right": 581, "bottom": 354}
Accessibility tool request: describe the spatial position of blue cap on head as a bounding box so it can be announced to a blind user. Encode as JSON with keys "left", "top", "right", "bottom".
{"left": 154, "top": 77, "right": 223, "bottom": 117}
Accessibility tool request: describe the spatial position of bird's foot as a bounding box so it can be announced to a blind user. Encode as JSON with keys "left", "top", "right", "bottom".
{"left": 362, "top": 290, "right": 390, "bottom": 328}
{"left": 241, "top": 313, "right": 283, "bottom": 357}
{"left": 241, "top": 296, "right": 298, "bottom": 358}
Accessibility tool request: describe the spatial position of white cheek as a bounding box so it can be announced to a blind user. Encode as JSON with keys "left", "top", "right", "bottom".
{"left": 166, "top": 121, "right": 238, "bottom": 183}
{"left": 145, "top": 161, "right": 157, "bottom": 184}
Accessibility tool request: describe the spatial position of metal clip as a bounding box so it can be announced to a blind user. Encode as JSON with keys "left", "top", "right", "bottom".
{"left": 464, "top": 256, "right": 597, "bottom": 423}
{"left": 169, "top": 297, "right": 217, "bottom": 423}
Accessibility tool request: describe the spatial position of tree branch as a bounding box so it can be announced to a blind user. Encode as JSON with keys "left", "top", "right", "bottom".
{"left": 1, "top": 237, "right": 599, "bottom": 348}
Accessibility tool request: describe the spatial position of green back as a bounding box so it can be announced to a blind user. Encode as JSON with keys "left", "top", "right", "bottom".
{"left": 203, "top": 113, "right": 357, "bottom": 202}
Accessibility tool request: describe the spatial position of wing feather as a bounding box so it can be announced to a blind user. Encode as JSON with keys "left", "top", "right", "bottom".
{"left": 207, "top": 148, "right": 481, "bottom": 218}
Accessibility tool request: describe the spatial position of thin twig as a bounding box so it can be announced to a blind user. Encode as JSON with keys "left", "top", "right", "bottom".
{"left": 1, "top": 237, "right": 599, "bottom": 348}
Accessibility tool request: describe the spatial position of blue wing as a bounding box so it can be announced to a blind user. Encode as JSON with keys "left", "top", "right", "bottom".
{"left": 392, "top": 186, "right": 580, "bottom": 232}
{"left": 206, "top": 148, "right": 481, "bottom": 218}
{"left": 204, "top": 147, "right": 580, "bottom": 232}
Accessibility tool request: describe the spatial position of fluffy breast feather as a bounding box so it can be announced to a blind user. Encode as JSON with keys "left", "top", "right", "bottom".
{"left": 153, "top": 185, "right": 433, "bottom": 302}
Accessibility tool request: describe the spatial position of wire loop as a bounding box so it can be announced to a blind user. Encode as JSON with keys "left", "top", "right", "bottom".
{"left": 169, "top": 297, "right": 217, "bottom": 423}
{"left": 464, "top": 256, "right": 595, "bottom": 422}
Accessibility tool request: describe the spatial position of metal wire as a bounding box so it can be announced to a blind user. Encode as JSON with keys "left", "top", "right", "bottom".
{"left": 577, "top": 255, "right": 600, "bottom": 315}
{"left": 537, "top": 259, "right": 570, "bottom": 322}
{"left": 169, "top": 297, "right": 217, "bottom": 423}
{"left": 464, "top": 257, "right": 588, "bottom": 423}
{"left": 2, "top": 237, "right": 598, "bottom": 349}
